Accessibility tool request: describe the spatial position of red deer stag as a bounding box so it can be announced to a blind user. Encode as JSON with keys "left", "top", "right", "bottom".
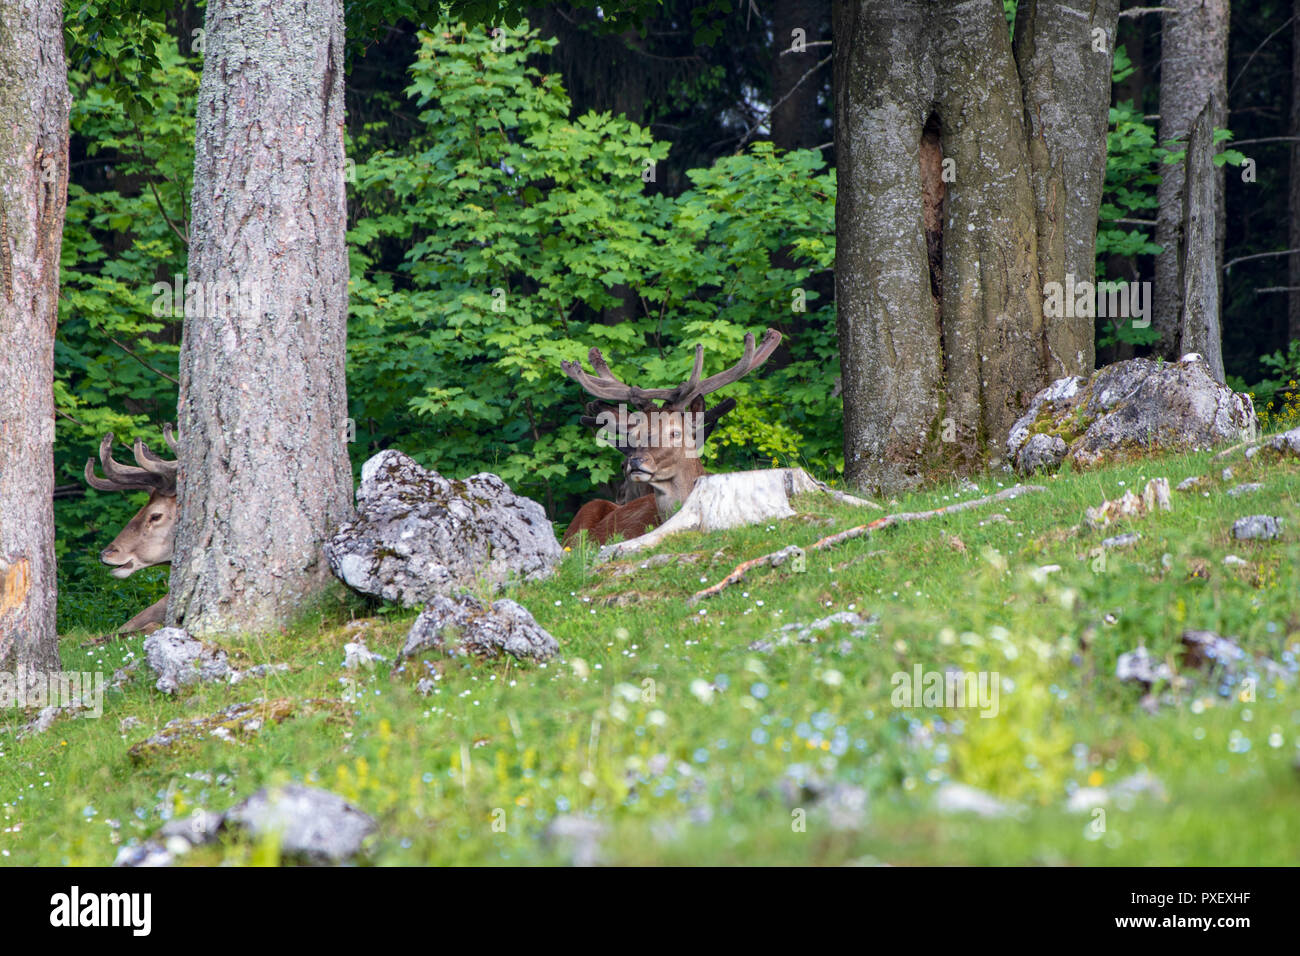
{"left": 84, "top": 426, "right": 178, "bottom": 634}
{"left": 560, "top": 328, "right": 782, "bottom": 546}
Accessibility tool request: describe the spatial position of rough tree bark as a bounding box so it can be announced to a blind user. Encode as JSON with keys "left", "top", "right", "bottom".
{"left": 168, "top": 0, "right": 353, "bottom": 636}
{"left": 1290, "top": 0, "right": 1300, "bottom": 343}
{"left": 834, "top": 0, "right": 1118, "bottom": 493}
{"left": 1015, "top": 0, "right": 1118, "bottom": 377}
{"left": 0, "top": 0, "right": 69, "bottom": 674}
{"left": 1179, "top": 99, "right": 1225, "bottom": 380}
{"left": 1153, "top": 0, "right": 1229, "bottom": 359}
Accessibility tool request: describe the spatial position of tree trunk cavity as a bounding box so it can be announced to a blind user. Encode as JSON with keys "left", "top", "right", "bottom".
{"left": 168, "top": 0, "right": 353, "bottom": 636}
{"left": 834, "top": 0, "right": 1118, "bottom": 494}
{"left": 0, "top": 0, "right": 69, "bottom": 674}
{"left": 1153, "top": 0, "right": 1229, "bottom": 359}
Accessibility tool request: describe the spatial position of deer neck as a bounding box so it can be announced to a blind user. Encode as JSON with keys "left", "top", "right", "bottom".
{"left": 650, "top": 458, "right": 706, "bottom": 521}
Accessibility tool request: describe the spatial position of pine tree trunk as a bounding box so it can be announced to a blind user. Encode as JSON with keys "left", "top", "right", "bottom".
{"left": 1153, "top": 0, "right": 1229, "bottom": 359}
{"left": 834, "top": 0, "right": 1118, "bottom": 493}
{"left": 0, "top": 0, "right": 69, "bottom": 674}
{"left": 168, "top": 0, "right": 353, "bottom": 636}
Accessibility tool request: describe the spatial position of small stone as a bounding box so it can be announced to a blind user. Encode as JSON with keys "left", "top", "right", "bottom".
{"left": 544, "top": 815, "right": 607, "bottom": 867}
{"left": 934, "top": 782, "right": 1012, "bottom": 818}
{"left": 1226, "top": 482, "right": 1264, "bottom": 497}
{"left": 1116, "top": 646, "right": 1172, "bottom": 686}
{"left": 343, "top": 642, "right": 385, "bottom": 670}
{"left": 1232, "top": 515, "right": 1283, "bottom": 540}
{"left": 400, "top": 592, "right": 559, "bottom": 663}
{"left": 143, "top": 628, "right": 231, "bottom": 694}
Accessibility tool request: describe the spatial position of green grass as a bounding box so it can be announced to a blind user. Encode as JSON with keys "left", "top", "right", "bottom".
{"left": 4, "top": 441, "right": 1299, "bottom": 865}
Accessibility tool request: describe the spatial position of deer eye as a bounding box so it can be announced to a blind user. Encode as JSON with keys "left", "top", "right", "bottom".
{"left": 148, "top": 513, "right": 163, "bottom": 523}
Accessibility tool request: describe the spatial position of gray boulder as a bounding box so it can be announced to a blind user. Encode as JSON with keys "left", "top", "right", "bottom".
{"left": 143, "top": 627, "right": 232, "bottom": 694}
{"left": 325, "top": 450, "right": 562, "bottom": 606}
{"left": 1008, "top": 355, "right": 1256, "bottom": 474}
{"left": 224, "top": 785, "right": 375, "bottom": 864}
{"left": 400, "top": 592, "right": 560, "bottom": 663}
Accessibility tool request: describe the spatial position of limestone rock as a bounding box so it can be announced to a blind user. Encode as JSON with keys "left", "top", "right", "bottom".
{"left": 1009, "top": 356, "right": 1256, "bottom": 474}
{"left": 399, "top": 592, "right": 559, "bottom": 663}
{"left": 326, "top": 450, "right": 562, "bottom": 606}
{"left": 143, "top": 627, "right": 232, "bottom": 694}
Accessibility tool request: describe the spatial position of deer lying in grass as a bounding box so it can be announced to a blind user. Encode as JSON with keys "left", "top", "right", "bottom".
{"left": 560, "top": 328, "right": 782, "bottom": 546}
{"left": 83, "top": 426, "right": 178, "bottom": 635}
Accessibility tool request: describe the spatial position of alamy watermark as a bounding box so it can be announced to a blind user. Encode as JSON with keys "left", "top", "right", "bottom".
{"left": 1043, "top": 273, "right": 1150, "bottom": 328}
{"left": 891, "top": 665, "right": 999, "bottom": 718}
{"left": 591, "top": 404, "right": 706, "bottom": 458}
{"left": 1, "top": 667, "right": 105, "bottom": 718}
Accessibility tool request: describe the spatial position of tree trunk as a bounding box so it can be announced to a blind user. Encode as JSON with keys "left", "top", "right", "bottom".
{"left": 834, "top": 0, "right": 1118, "bottom": 493}
{"left": 772, "top": 0, "right": 830, "bottom": 151}
{"left": 1179, "top": 98, "right": 1225, "bottom": 379}
{"left": 0, "top": 0, "right": 69, "bottom": 675}
{"left": 1015, "top": 0, "right": 1119, "bottom": 378}
{"left": 1153, "top": 0, "right": 1229, "bottom": 359}
{"left": 1290, "top": 0, "right": 1300, "bottom": 343}
{"left": 169, "top": 0, "right": 353, "bottom": 636}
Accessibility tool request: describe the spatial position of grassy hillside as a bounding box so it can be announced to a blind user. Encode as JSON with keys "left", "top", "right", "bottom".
{"left": 4, "top": 440, "right": 1299, "bottom": 865}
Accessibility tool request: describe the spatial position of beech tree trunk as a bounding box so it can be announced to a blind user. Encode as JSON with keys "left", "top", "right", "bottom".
{"left": 0, "top": 0, "right": 69, "bottom": 674}
{"left": 834, "top": 0, "right": 1118, "bottom": 493}
{"left": 1290, "top": 0, "right": 1300, "bottom": 343}
{"left": 1153, "top": 0, "right": 1229, "bottom": 359}
{"left": 1179, "top": 99, "right": 1225, "bottom": 380}
{"left": 169, "top": 0, "right": 353, "bottom": 636}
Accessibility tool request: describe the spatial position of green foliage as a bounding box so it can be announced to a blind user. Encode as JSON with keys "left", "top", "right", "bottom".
{"left": 1232, "top": 339, "right": 1300, "bottom": 431}
{"left": 56, "top": 19, "right": 838, "bottom": 623}
{"left": 56, "top": 21, "right": 192, "bottom": 604}
{"left": 346, "top": 22, "right": 840, "bottom": 512}
{"left": 1095, "top": 98, "right": 1163, "bottom": 351}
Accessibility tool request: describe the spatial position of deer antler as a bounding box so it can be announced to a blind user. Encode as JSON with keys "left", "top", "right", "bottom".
{"left": 84, "top": 431, "right": 178, "bottom": 494}
{"left": 561, "top": 329, "right": 782, "bottom": 409}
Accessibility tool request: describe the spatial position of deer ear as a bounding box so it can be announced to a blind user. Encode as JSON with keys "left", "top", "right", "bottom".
{"left": 688, "top": 394, "right": 706, "bottom": 416}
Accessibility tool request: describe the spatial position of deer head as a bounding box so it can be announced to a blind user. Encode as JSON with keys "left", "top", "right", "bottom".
{"left": 84, "top": 426, "right": 179, "bottom": 578}
{"left": 562, "top": 328, "right": 782, "bottom": 524}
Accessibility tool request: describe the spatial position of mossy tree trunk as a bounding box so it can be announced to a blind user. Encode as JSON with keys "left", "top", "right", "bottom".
{"left": 0, "top": 0, "right": 69, "bottom": 673}
{"left": 834, "top": 0, "right": 1118, "bottom": 494}
{"left": 168, "top": 0, "right": 353, "bottom": 636}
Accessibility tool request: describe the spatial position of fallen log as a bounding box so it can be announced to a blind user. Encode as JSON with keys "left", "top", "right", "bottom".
{"left": 687, "top": 483, "right": 1047, "bottom": 604}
